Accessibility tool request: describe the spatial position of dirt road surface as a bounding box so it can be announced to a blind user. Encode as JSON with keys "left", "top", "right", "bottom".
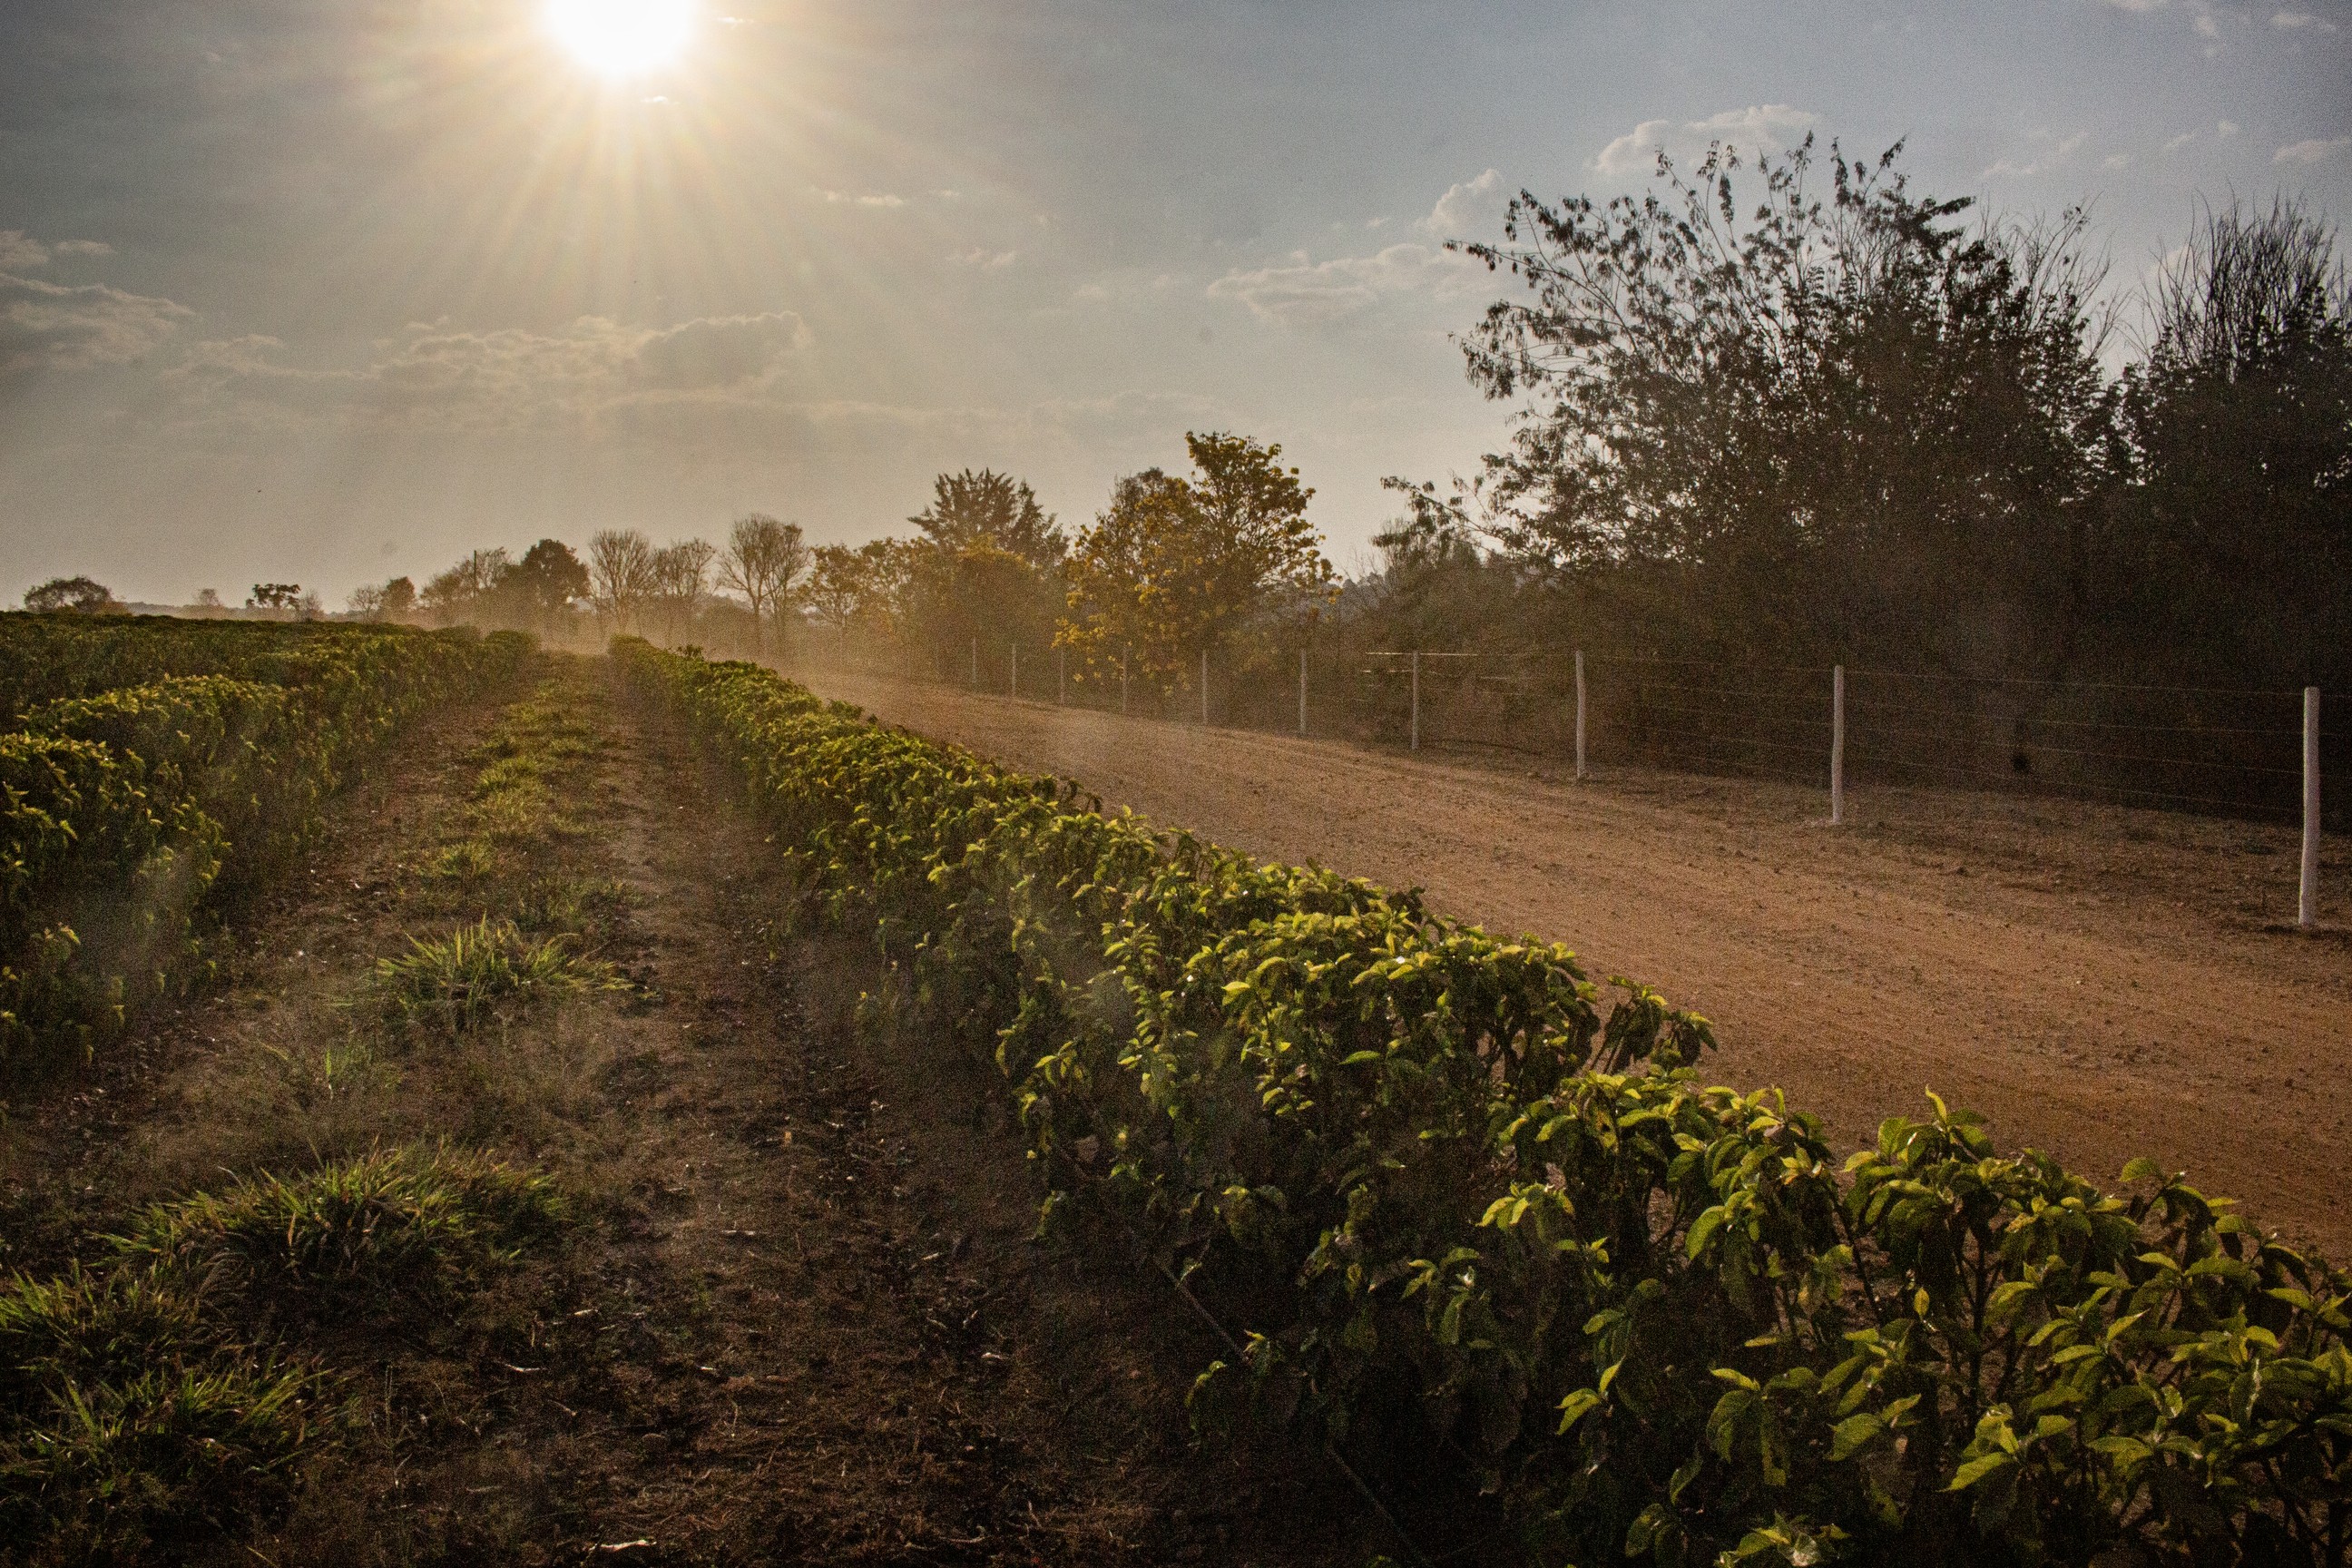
{"left": 795, "top": 669, "right": 2352, "bottom": 1258}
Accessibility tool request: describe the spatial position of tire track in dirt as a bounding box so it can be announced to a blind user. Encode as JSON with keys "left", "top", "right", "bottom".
{"left": 792, "top": 670, "right": 2352, "bottom": 1258}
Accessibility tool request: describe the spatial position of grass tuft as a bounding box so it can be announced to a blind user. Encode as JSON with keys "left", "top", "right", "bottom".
{"left": 366, "top": 916, "right": 614, "bottom": 1034}
{"left": 109, "top": 1144, "right": 564, "bottom": 1331}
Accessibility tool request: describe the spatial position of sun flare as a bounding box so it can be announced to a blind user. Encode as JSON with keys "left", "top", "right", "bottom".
{"left": 544, "top": 0, "right": 695, "bottom": 78}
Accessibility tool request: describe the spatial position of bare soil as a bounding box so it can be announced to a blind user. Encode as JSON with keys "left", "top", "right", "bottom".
{"left": 790, "top": 669, "right": 2352, "bottom": 1260}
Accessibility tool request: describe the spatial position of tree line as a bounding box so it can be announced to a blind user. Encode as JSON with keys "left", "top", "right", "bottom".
{"left": 305, "top": 138, "right": 2352, "bottom": 713}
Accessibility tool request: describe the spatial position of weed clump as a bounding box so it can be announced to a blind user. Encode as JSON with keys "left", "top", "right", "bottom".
{"left": 366, "top": 917, "right": 614, "bottom": 1034}
{"left": 111, "top": 1144, "right": 564, "bottom": 1332}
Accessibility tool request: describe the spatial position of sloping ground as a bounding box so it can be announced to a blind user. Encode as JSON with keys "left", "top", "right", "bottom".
{"left": 789, "top": 667, "right": 2352, "bottom": 1259}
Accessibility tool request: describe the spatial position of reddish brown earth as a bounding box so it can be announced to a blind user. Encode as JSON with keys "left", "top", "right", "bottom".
{"left": 792, "top": 667, "right": 2352, "bottom": 1259}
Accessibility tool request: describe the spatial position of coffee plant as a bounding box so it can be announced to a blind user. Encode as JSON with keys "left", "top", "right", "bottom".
{"left": 620, "top": 642, "right": 2348, "bottom": 1567}
{"left": 0, "top": 620, "right": 528, "bottom": 1064}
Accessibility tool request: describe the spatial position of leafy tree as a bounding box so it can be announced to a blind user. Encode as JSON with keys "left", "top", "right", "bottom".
{"left": 419, "top": 550, "right": 509, "bottom": 626}
{"left": 248, "top": 583, "right": 303, "bottom": 613}
{"left": 895, "top": 469, "right": 1068, "bottom": 670}
{"left": 508, "top": 539, "right": 591, "bottom": 635}
{"left": 380, "top": 576, "right": 416, "bottom": 618}
{"left": 908, "top": 469, "right": 1065, "bottom": 569}
{"left": 22, "top": 575, "right": 119, "bottom": 613}
{"left": 717, "top": 514, "right": 808, "bottom": 655}
{"left": 587, "top": 529, "right": 659, "bottom": 637}
{"left": 2114, "top": 197, "right": 2352, "bottom": 687}
{"left": 1060, "top": 432, "right": 1336, "bottom": 691}
{"left": 1455, "top": 138, "right": 2114, "bottom": 675}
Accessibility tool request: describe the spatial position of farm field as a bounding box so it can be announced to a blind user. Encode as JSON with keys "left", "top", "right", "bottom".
{"left": 790, "top": 666, "right": 2352, "bottom": 1259}
{"left": 1, "top": 637, "right": 1376, "bottom": 1566}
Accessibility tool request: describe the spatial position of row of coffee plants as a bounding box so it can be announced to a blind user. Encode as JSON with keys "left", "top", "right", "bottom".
{"left": 0, "top": 619, "right": 530, "bottom": 1065}
{"left": 620, "top": 640, "right": 2349, "bottom": 1567}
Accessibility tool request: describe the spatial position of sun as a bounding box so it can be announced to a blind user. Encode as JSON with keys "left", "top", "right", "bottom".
{"left": 544, "top": 0, "right": 696, "bottom": 79}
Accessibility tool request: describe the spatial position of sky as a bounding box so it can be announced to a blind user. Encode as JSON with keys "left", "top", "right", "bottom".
{"left": 1, "top": 0, "right": 2347, "bottom": 608}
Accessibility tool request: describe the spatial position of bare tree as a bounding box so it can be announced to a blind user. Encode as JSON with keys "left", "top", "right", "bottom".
{"left": 587, "top": 529, "right": 659, "bottom": 636}
{"left": 717, "top": 514, "right": 808, "bottom": 656}
{"left": 650, "top": 538, "right": 717, "bottom": 646}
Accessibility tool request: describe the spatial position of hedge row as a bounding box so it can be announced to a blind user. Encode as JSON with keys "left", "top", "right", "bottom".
{"left": 0, "top": 624, "right": 530, "bottom": 1063}
{"left": 620, "top": 642, "right": 2350, "bottom": 1567}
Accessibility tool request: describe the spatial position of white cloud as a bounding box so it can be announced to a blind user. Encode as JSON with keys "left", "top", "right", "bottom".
{"left": 2272, "top": 10, "right": 2337, "bottom": 28}
{"left": 2099, "top": 0, "right": 2169, "bottom": 11}
{"left": 2275, "top": 136, "right": 2351, "bottom": 164}
{"left": 169, "top": 311, "right": 813, "bottom": 426}
{"left": 1419, "top": 169, "right": 1507, "bottom": 240}
{"left": 1206, "top": 243, "right": 1482, "bottom": 323}
{"left": 2217, "top": 119, "right": 2240, "bottom": 138}
{"left": 2102, "top": 152, "right": 2133, "bottom": 169}
{"left": 950, "top": 248, "right": 1017, "bottom": 270}
{"left": 815, "top": 189, "right": 906, "bottom": 209}
{"left": 1978, "top": 129, "right": 2090, "bottom": 181}
{"left": 0, "top": 232, "right": 113, "bottom": 269}
{"left": 2164, "top": 130, "right": 2199, "bottom": 152}
{"left": 1593, "top": 104, "right": 1818, "bottom": 177}
{"left": 0, "top": 272, "right": 191, "bottom": 375}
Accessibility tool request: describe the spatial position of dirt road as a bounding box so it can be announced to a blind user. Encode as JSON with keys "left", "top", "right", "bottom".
{"left": 795, "top": 669, "right": 2352, "bottom": 1258}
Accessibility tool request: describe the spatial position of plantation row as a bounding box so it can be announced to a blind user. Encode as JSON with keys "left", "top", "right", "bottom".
{"left": 620, "top": 640, "right": 2352, "bottom": 1568}
{"left": 0, "top": 615, "right": 530, "bottom": 1064}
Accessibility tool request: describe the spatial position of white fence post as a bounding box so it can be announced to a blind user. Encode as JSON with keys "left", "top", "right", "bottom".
{"left": 1298, "top": 647, "right": 1308, "bottom": 738}
{"left": 1200, "top": 649, "right": 1210, "bottom": 725}
{"left": 1057, "top": 647, "right": 1065, "bottom": 706}
{"left": 1410, "top": 652, "right": 1421, "bottom": 752}
{"left": 2303, "top": 687, "right": 2321, "bottom": 928}
{"left": 1574, "top": 649, "right": 1587, "bottom": 781}
{"left": 1009, "top": 644, "right": 1017, "bottom": 700}
{"left": 1830, "top": 664, "right": 1846, "bottom": 826}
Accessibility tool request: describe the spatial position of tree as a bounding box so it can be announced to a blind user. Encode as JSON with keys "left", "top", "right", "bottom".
{"left": 248, "top": 583, "right": 304, "bottom": 613}
{"left": 380, "top": 575, "right": 416, "bottom": 620}
{"left": 1454, "top": 137, "right": 2114, "bottom": 675}
{"left": 192, "top": 587, "right": 224, "bottom": 614}
{"left": 650, "top": 539, "right": 717, "bottom": 646}
{"left": 420, "top": 549, "right": 509, "bottom": 627}
{"left": 587, "top": 529, "right": 659, "bottom": 636}
{"left": 1060, "top": 432, "right": 1336, "bottom": 691}
{"left": 805, "top": 539, "right": 907, "bottom": 662}
{"left": 23, "top": 575, "right": 119, "bottom": 613}
{"left": 908, "top": 469, "right": 1065, "bottom": 569}
{"left": 508, "top": 539, "right": 591, "bottom": 638}
{"left": 717, "top": 514, "right": 808, "bottom": 656}
{"left": 2115, "top": 198, "right": 2352, "bottom": 687}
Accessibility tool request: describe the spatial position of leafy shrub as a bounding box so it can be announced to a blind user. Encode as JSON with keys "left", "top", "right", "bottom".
{"left": 0, "top": 624, "right": 530, "bottom": 1066}
{"left": 619, "top": 640, "right": 2352, "bottom": 1567}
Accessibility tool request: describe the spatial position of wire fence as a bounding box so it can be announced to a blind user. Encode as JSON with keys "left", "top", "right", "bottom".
{"left": 784, "top": 638, "right": 2347, "bottom": 838}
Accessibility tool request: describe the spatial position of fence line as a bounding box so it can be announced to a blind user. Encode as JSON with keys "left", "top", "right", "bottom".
{"left": 785, "top": 639, "right": 2341, "bottom": 923}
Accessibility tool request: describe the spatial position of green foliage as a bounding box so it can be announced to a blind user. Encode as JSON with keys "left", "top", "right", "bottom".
{"left": 0, "top": 1146, "right": 564, "bottom": 1561}
{"left": 365, "top": 917, "right": 612, "bottom": 1034}
{"left": 620, "top": 640, "right": 2352, "bottom": 1567}
{"left": 0, "top": 620, "right": 529, "bottom": 1067}
{"left": 111, "top": 1144, "right": 564, "bottom": 1331}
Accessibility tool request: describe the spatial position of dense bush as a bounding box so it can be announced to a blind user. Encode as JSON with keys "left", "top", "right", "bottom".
{"left": 622, "top": 641, "right": 2351, "bottom": 1567}
{"left": 0, "top": 622, "right": 528, "bottom": 1066}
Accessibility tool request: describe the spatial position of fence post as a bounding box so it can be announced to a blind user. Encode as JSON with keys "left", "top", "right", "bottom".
{"left": 1574, "top": 649, "right": 1587, "bottom": 781}
{"left": 1410, "top": 652, "right": 1420, "bottom": 752}
{"left": 1057, "top": 647, "right": 1066, "bottom": 706}
{"left": 970, "top": 637, "right": 978, "bottom": 688}
{"left": 2303, "top": 687, "right": 2321, "bottom": 928}
{"left": 1298, "top": 647, "right": 1308, "bottom": 738}
{"left": 1200, "top": 650, "right": 1210, "bottom": 725}
{"left": 1830, "top": 664, "right": 1846, "bottom": 826}
{"left": 1009, "top": 644, "right": 1017, "bottom": 700}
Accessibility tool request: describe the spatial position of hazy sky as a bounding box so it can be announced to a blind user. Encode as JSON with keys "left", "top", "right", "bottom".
{"left": 2, "top": 0, "right": 2346, "bottom": 606}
